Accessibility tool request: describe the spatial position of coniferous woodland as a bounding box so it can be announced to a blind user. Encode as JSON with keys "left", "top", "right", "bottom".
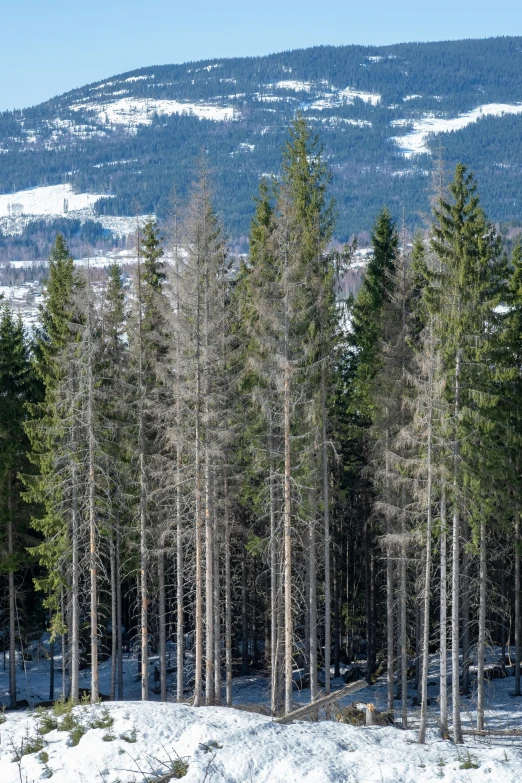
{"left": 1, "top": 115, "right": 522, "bottom": 742}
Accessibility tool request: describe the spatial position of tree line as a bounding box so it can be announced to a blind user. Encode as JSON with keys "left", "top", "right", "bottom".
{"left": 1, "top": 115, "right": 521, "bottom": 744}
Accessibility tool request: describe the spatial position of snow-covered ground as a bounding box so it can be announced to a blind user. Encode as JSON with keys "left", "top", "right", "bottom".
{"left": 392, "top": 103, "right": 522, "bottom": 156}
{"left": 1, "top": 695, "right": 521, "bottom": 782}
{"left": 71, "top": 97, "right": 237, "bottom": 126}
{"left": 1, "top": 646, "right": 522, "bottom": 782}
{"left": 0, "top": 183, "right": 150, "bottom": 240}
{"left": 0, "top": 184, "right": 108, "bottom": 220}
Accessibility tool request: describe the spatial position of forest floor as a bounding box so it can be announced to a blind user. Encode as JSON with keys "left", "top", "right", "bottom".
{"left": 1, "top": 649, "right": 522, "bottom": 782}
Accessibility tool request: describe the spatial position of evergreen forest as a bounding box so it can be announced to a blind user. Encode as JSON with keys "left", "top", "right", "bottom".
{"left": 1, "top": 114, "right": 522, "bottom": 745}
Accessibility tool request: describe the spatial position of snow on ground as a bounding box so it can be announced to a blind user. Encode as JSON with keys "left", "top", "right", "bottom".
{"left": 0, "top": 184, "right": 108, "bottom": 219}
{"left": 273, "top": 80, "right": 314, "bottom": 92}
{"left": 71, "top": 97, "right": 237, "bottom": 126}
{"left": 339, "top": 87, "right": 381, "bottom": 105}
{"left": 1, "top": 646, "right": 522, "bottom": 782}
{"left": 392, "top": 103, "right": 522, "bottom": 156}
{"left": 1, "top": 698, "right": 522, "bottom": 783}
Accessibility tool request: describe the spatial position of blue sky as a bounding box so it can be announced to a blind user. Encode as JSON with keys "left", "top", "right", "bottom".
{"left": 2, "top": 1, "right": 522, "bottom": 111}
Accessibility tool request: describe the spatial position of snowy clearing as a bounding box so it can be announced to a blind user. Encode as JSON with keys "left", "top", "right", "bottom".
{"left": 392, "top": 103, "right": 522, "bottom": 156}
{"left": 0, "top": 184, "right": 109, "bottom": 219}
{"left": 1, "top": 700, "right": 521, "bottom": 783}
{"left": 71, "top": 97, "right": 237, "bottom": 126}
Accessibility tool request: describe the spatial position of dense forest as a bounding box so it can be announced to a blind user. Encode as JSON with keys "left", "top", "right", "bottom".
{"left": 2, "top": 37, "right": 522, "bottom": 248}
{"left": 1, "top": 115, "right": 522, "bottom": 745}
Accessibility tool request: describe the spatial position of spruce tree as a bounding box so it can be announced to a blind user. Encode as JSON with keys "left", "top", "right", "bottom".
{"left": 0, "top": 304, "right": 37, "bottom": 707}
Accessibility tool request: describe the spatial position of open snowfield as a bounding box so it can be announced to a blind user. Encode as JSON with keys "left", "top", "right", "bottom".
{"left": 392, "top": 103, "right": 522, "bottom": 156}
{"left": 71, "top": 97, "right": 237, "bottom": 126}
{"left": 0, "top": 184, "right": 108, "bottom": 219}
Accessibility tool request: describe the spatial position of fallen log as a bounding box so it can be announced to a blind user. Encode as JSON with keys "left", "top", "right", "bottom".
{"left": 461, "top": 729, "right": 522, "bottom": 737}
{"left": 274, "top": 679, "right": 367, "bottom": 724}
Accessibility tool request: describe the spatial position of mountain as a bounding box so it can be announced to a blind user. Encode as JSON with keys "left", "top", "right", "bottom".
{"left": 1, "top": 36, "right": 522, "bottom": 256}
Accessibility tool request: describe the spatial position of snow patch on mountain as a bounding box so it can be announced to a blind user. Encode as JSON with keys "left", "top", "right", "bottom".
{"left": 71, "top": 97, "right": 237, "bottom": 126}
{"left": 392, "top": 103, "right": 522, "bottom": 156}
{"left": 0, "top": 184, "right": 108, "bottom": 219}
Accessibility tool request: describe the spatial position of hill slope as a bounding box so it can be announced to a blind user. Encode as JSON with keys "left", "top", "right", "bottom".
{"left": 1, "top": 36, "right": 522, "bottom": 251}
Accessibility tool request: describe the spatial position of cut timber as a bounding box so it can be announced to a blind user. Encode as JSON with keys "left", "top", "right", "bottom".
{"left": 274, "top": 679, "right": 367, "bottom": 724}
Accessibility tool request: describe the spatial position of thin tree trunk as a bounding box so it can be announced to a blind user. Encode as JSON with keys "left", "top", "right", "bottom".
{"left": 515, "top": 508, "right": 521, "bottom": 696}
{"left": 7, "top": 472, "right": 16, "bottom": 708}
{"left": 400, "top": 501, "right": 408, "bottom": 729}
{"left": 461, "top": 518, "right": 470, "bottom": 696}
{"left": 283, "top": 352, "right": 293, "bottom": 715}
{"left": 194, "top": 273, "right": 203, "bottom": 707}
{"left": 477, "top": 518, "right": 486, "bottom": 730}
{"left": 158, "top": 549, "right": 167, "bottom": 701}
{"left": 110, "top": 533, "right": 117, "bottom": 701}
{"left": 451, "top": 350, "right": 463, "bottom": 743}
{"left": 116, "top": 524, "right": 123, "bottom": 700}
{"left": 214, "top": 519, "right": 221, "bottom": 705}
{"left": 205, "top": 458, "right": 214, "bottom": 705}
{"left": 418, "top": 342, "right": 434, "bottom": 743}
{"left": 241, "top": 535, "right": 249, "bottom": 675}
{"left": 270, "top": 451, "right": 279, "bottom": 714}
{"left": 321, "top": 362, "right": 331, "bottom": 695}
{"left": 71, "top": 433, "right": 80, "bottom": 703}
{"left": 176, "top": 447, "right": 184, "bottom": 703}
{"left": 386, "top": 542, "right": 394, "bottom": 712}
{"left": 309, "top": 491, "right": 318, "bottom": 702}
{"left": 224, "top": 477, "right": 232, "bottom": 707}
{"left": 87, "top": 277, "right": 99, "bottom": 704}
{"left": 365, "top": 516, "right": 372, "bottom": 686}
{"left": 49, "top": 607, "right": 55, "bottom": 702}
{"left": 333, "top": 541, "right": 341, "bottom": 678}
{"left": 440, "top": 486, "right": 448, "bottom": 737}
{"left": 61, "top": 589, "right": 67, "bottom": 700}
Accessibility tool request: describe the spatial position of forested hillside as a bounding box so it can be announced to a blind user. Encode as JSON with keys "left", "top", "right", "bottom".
{"left": 1, "top": 36, "right": 522, "bottom": 253}
{"left": 1, "top": 115, "right": 521, "bottom": 763}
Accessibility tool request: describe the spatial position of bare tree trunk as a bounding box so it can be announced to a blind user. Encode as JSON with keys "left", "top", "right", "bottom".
{"left": 440, "top": 486, "right": 448, "bottom": 736}
{"left": 400, "top": 500, "right": 408, "bottom": 729}
{"left": 461, "top": 518, "right": 470, "bottom": 696}
{"left": 224, "top": 479, "right": 232, "bottom": 707}
{"left": 309, "top": 491, "right": 318, "bottom": 702}
{"left": 110, "top": 532, "right": 117, "bottom": 701}
{"left": 333, "top": 540, "right": 341, "bottom": 678}
{"left": 7, "top": 472, "right": 16, "bottom": 708}
{"left": 515, "top": 508, "right": 521, "bottom": 696}
{"left": 321, "top": 362, "right": 331, "bottom": 695}
{"left": 205, "top": 458, "right": 214, "bottom": 705}
{"left": 270, "top": 452, "right": 279, "bottom": 714}
{"left": 61, "top": 589, "right": 67, "bottom": 700}
{"left": 241, "top": 535, "right": 249, "bottom": 676}
{"left": 364, "top": 516, "right": 372, "bottom": 686}
{"left": 194, "top": 285, "right": 203, "bottom": 707}
{"left": 477, "top": 518, "right": 486, "bottom": 730}
{"left": 283, "top": 355, "right": 293, "bottom": 715}
{"left": 158, "top": 549, "right": 167, "bottom": 701}
{"left": 49, "top": 607, "right": 55, "bottom": 702}
{"left": 418, "top": 346, "right": 434, "bottom": 744}
{"left": 451, "top": 350, "right": 463, "bottom": 743}
{"left": 386, "top": 543, "right": 394, "bottom": 712}
{"left": 87, "top": 281, "right": 99, "bottom": 704}
{"left": 116, "top": 524, "right": 123, "bottom": 700}
{"left": 71, "top": 440, "right": 80, "bottom": 703}
{"left": 176, "top": 448, "right": 184, "bottom": 703}
{"left": 214, "top": 520, "right": 221, "bottom": 705}
{"left": 139, "top": 412, "right": 148, "bottom": 701}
